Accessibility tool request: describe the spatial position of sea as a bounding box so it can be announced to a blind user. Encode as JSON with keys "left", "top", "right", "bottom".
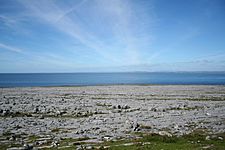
{"left": 0, "top": 72, "right": 225, "bottom": 87}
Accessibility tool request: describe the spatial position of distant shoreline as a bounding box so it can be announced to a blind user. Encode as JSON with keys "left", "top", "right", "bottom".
{"left": 1, "top": 84, "right": 225, "bottom": 88}
{"left": 1, "top": 71, "right": 225, "bottom": 74}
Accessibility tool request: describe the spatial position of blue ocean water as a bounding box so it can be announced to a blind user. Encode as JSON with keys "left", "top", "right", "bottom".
{"left": 0, "top": 72, "right": 225, "bottom": 87}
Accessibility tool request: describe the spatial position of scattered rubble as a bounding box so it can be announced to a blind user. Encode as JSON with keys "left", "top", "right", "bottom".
{"left": 0, "top": 85, "right": 225, "bottom": 149}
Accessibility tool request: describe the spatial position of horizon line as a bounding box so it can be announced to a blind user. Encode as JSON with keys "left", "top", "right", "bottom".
{"left": 0, "top": 71, "right": 225, "bottom": 74}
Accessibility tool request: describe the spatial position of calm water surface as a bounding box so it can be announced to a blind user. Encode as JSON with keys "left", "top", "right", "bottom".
{"left": 0, "top": 72, "right": 225, "bottom": 87}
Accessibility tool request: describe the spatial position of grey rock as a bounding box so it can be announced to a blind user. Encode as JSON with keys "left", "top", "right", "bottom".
{"left": 205, "top": 136, "right": 210, "bottom": 140}
{"left": 206, "top": 113, "right": 211, "bottom": 116}
{"left": 174, "top": 124, "right": 179, "bottom": 129}
{"left": 52, "top": 140, "right": 59, "bottom": 147}
{"left": 2, "top": 109, "right": 10, "bottom": 116}
{"left": 151, "top": 108, "right": 157, "bottom": 112}
{"left": 86, "top": 146, "right": 94, "bottom": 149}
{"left": 38, "top": 115, "right": 44, "bottom": 119}
{"left": 158, "top": 131, "right": 172, "bottom": 137}
{"left": 123, "top": 105, "right": 130, "bottom": 109}
{"left": 133, "top": 123, "right": 140, "bottom": 131}
{"left": 33, "top": 107, "right": 39, "bottom": 113}
{"left": 9, "top": 135, "right": 16, "bottom": 141}
{"left": 23, "top": 143, "right": 33, "bottom": 150}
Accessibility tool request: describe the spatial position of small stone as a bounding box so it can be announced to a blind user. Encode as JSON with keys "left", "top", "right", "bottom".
{"left": 34, "top": 107, "right": 39, "bottom": 113}
{"left": 34, "top": 141, "right": 40, "bottom": 145}
{"left": 52, "top": 140, "right": 60, "bottom": 147}
{"left": 174, "top": 124, "right": 179, "bottom": 129}
{"left": 98, "top": 146, "right": 104, "bottom": 150}
{"left": 75, "top": 131, "right": 79, "bottom": 134}
{"left": 2, "top": 109, "right": 10, "bottom": 116}
{"left": 86, "top": 146, "right": 94, "bottom": 150}
{"left": 133, "top": 123, "right": 140, "bottom": 131}
{"left": 76, "top": 145, "right": 83, "bottom": 150}
{"left": 9, "top": 135, "right": 16, "bottom": 141}
{"left": 151, "top": 108, "right": 157, "bottom": 112}
{"left": 206, "top": 113, "right": 211, "bottom": 116}
{"left": 215, "top": 122, "right": 222, "bottom": 125}
{"left": 93, "top": 127, "right": 100, "bottom": 130}
{"left": 38, "top": 115, "right": 44, "bottom": 119}
{"left": 205, "top": 135, "right": 210, "bottom": 140}
{"left": 103, "top": 136, "right": 111, "bottom": 141}
{"left": 218, "top": 137, "right": 223, "bottom": 140}
{"left": 23, "top": 143, "right": 33, "bottom": 150}
{"left": 158, "top": 131, "right": 172, "bottom": 137}
{"left": 123, "top": 105, "right": 130, "bottom": 109}
{"left": 56, "top": 110, "right": 61, "bottom": 116}
{"left": 94, "top": 111, "right": 98, "bottom": 114}
{"left": 80, "top": 130, "right": 84, "bottom": 134}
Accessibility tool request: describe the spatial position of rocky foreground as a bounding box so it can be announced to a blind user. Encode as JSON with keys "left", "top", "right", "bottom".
{"left": 0, "top": 85, "right": 225, "bottom": 149}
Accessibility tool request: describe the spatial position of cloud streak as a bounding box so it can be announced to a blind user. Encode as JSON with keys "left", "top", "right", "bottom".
{"left": 17, "top": 0, "right": 154, "bottom": 65}
{"left": 0, "top": 42, "right": 23, "bottom": 53}
{"left": 17, "top": 0, "right": 116, "bottom": 63}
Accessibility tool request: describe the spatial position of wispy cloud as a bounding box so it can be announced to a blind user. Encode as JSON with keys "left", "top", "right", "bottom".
{"left": 0, "top": 13, "right": 31, "bottom": 35}
{"left": 17, "top": 0, "right": 116, "bottom": 63}
{"left": 94, "top": 0, "right": 155, "bottom": 64}
{"left": 0, "top": 15, "right": 17, "bottom": 27}
{"left": 17, "top": 0, "right": 154, "bottom": 65}
{"left": 0, "top": 42, "right": 23, "bottom": 53}
{"left": 55, "top": 0, "right": 88, "bottom": 23}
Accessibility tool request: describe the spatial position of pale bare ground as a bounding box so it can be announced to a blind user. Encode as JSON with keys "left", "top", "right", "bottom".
{"left": 0, "top": 85, "right": 225, "bottom": 149}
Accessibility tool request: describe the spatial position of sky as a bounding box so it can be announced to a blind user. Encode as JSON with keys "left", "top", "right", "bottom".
{"left": 0, "top": 0, "right": 225, "bottom": 73}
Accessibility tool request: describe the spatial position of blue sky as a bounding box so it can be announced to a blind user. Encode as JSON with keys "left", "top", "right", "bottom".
{"left": 0, "top": 0, "right": 225, "bottom": 72}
